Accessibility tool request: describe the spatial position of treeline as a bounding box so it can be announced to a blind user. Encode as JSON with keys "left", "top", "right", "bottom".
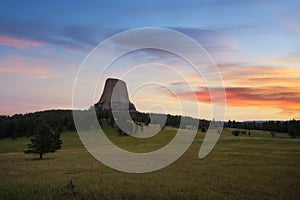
{"left": 0, "top": 109, "right": 210, "bottom": 139}
{"left": 0, "top": 110, "right": 75, "bottom": 139}
{"left": 225, "top": 119, "right": 300, "bottom": 138}
{"left": 96, "top": 111, "right": 209, "bottom": 131}
{"left": 1, "top": 109, "right": 299, "bottom": 139}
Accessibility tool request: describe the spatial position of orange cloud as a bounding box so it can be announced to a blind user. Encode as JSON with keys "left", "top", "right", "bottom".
{"left": 0, "top": 36, "right": 43, "bottom": 49}
{"left": 220, "top": 65, "right": 300, "bottom": 81}
{"left": 236, "top": 77, "right": 300, "bottom": 87}
{"left": 207, "top": 65, "right": 300, "bottom": 94}
{"left": 172, "top": 86, "right": 300, "bottom": 119}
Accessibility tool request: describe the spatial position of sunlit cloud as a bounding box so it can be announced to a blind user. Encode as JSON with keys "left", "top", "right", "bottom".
{"left": 0, "top": 0, "right": 299, "bottom": 120}
{"left": 171, "top": 86, "right": 300, "bottom": 119}
{"left": 0, "top": 56, "right": 55, "bottom": 79}
{"left": 265, "top": 51, "right": 300, "bottom": 66}
{"left": 215, "top": 64, "right": 300, "bottom": 87}
{"left": 167, "top": 63, "right": 300, "bottom": 119}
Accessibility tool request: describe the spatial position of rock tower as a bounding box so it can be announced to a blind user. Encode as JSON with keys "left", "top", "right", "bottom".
{"left": 95, "top": 78, "right": 136, "bottom": 112}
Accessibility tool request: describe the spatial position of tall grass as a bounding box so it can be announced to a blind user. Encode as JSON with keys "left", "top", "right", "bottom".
{"left": 0, "top": 128, "right": 299, "bottom": 199}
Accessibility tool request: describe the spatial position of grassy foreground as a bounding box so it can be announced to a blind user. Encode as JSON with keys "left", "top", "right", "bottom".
{"left": 0, "top": 127, "right": 299, "bottom": 199}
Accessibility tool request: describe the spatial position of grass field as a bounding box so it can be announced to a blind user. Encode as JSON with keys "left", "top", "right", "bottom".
{"left": 0, "top": 127, "right": 299, "bottom": 199}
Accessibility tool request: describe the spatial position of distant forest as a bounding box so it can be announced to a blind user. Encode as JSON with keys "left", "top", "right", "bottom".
{"left": 0, "top": 109, "right": 299, "bottom": 139}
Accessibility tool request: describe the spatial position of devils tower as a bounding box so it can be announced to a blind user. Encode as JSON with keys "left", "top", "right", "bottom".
{"left": 95, "top": 78, "right": 136, "bottom": 112}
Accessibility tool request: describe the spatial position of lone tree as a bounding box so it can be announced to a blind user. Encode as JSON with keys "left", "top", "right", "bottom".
{"left": 24, "top": 121, "right": 62, "bottom": 159}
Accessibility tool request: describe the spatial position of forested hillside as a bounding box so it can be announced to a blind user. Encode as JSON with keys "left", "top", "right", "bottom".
{"left": 0, "top": 109, "right": 299, "bottom": 139}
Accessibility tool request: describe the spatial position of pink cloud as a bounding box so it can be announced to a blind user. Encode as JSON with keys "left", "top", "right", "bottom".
{"left": 0, "top": 56, "right": 55, "bottom": 79}
{"left": 0, "top": 36, "right": 43, "bottom": 49}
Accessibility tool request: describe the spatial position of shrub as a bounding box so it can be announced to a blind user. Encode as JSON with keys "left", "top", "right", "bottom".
{"left": 232, "top": 130, "right": 240, "bottom": 136}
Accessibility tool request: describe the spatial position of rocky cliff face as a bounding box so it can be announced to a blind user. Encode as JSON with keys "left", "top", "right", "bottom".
{"left": 95, "top": 78, "right": 136, "bottom": 112}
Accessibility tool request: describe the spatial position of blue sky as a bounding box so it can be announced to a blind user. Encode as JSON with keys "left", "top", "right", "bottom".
{"left": 0, "top": 0, "right": 299, "bottom": 120}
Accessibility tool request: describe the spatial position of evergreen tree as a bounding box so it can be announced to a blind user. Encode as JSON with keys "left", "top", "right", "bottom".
{"left": 24, "top": 121, "right": 62, "bottom": 159}
{"left": 201, "top": 126, "right": 206, "bottom": 133}
{"left": 288, "top": 119, "right": 298, "bottom": 139}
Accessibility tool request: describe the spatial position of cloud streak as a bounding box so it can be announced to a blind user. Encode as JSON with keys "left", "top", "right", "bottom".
{"left": 171, "top": 27, "right": 240, "bottom": 53}
{"left": 166, "top": 64, "right": 300, "bottom": 118}
{"left": 0, "top": 17, "right": 103, "bottom": 51}
{"left": 0, "top": 17, "right": 241, "bottom": 58}
{"left": 172, "top": 86, "right": 300, "bottom": 118}
{"left": 218, "top": 64, "right": 300, "bottom": 86}
{"left": 0, "top": 56, "right": 55, "bottom": 79}
{"left": 0, "top": 36, "right": 43, "bottom": 49}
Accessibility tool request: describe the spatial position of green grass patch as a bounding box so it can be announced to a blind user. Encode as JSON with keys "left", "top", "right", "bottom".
{"left": 0, "top": 128, "right": 299, "bottom": 199}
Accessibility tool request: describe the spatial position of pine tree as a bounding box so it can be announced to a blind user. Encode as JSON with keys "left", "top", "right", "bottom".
{"left": 24, "top": 121, "right": 62, "bottom": 159}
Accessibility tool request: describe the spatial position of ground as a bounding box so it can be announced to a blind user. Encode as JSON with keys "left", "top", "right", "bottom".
{"left": 0, "top": 127, "right": 299, "bottom": 199}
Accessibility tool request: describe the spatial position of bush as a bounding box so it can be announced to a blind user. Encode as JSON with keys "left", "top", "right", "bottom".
{"left": 232, "top": 130, "right": 240, "bottom": 136}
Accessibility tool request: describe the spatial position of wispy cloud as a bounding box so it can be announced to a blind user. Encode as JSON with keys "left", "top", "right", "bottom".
{"left": 0, "top": 36, "right": 43, "bottom": 49}
{"left": 164, "top": 63, "right": 300, "bottom": 118}
{"left": 0, "top": 17, "right": 110, "bottom": 51}
{"left": 218, "top": 64, "right": 300, "bottom": 86}
{"left": 171, "top": 27, "right": 240, "bottom": 53}
{"left": 0, "top": 56, "right": 55, "bottom": 79}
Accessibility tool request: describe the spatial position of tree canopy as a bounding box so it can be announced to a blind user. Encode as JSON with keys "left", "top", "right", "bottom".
{"left": 24, "top": 121, "right": 62, "bottom": 159}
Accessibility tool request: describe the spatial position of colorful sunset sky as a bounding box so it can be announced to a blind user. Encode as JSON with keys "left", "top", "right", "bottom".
{"left": 0, "top": 0, "right": 299, "bottom": 121}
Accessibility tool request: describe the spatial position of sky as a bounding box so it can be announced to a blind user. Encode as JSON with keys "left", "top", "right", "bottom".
{"left": 0, "top": 0, "right": 299, "bottom": 121}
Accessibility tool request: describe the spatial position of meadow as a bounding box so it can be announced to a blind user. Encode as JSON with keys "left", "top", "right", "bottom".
{"left": 0, "top": 127, "right": 299, "bottom": 199}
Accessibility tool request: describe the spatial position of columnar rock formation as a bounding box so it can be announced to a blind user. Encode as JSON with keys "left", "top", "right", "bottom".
{"left": 95, "top": 78, "right": 136, "bottom": 112}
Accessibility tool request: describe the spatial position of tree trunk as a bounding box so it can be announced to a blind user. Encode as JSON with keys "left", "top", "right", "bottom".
{"left": 39, "top": 153, "right": 43, "bottom": 159}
